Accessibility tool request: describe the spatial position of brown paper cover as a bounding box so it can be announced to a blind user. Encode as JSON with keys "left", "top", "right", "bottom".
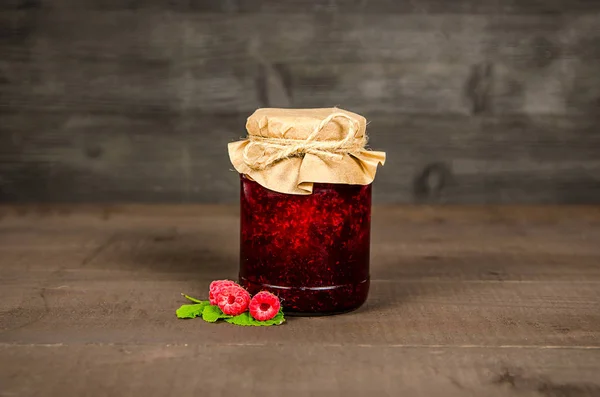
{"left": 228, "top": 108, "right": 386, "bottom": 195}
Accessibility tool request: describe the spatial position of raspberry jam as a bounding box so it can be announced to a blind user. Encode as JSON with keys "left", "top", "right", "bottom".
{"left": 238, "top": 175, "right": 371, "bottom": 315}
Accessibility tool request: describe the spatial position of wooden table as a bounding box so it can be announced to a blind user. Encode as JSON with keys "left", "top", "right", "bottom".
{"left": 1, "top": 205, "right": 599, "bottom": 396}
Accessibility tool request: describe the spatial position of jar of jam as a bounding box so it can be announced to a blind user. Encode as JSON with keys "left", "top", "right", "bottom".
{"left": 228, "top": 108, "right": 385, "bottom": 315}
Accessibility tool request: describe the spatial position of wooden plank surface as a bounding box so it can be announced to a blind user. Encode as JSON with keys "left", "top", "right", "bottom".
{"left": 2, "top": 112, "right": 599, "bottom": 203}
{"left": 2, "top": 344, "right": 600, "bottom": 397}
{"left": 3, "top": 0, "right": 600, "bottom": 14}
{"left": 0, "top": 205, "right": 599, "bottom": 396}
{"left": 1, "top": 9, "right": 600, "bottom": 205}
{"left": 2, "top": 12, "right": 600, "bottom": 113}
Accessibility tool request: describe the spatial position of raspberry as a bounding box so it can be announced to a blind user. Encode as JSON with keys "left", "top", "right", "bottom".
{"left": 216, "top": 285, "right": 250, "bottom": 316}
{"left": 209, "top": 280, "right": 238, "bottom": 305}
{"left": 249, "top": 291, "right": 281, "bottom": 321}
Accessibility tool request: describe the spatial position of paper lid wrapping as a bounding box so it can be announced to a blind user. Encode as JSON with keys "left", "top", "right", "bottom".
{"left": 228, "top": 108, "right": 386, "bottom": 195}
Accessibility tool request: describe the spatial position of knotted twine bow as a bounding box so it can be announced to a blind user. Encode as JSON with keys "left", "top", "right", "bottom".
{"left": 242, "top": 112, "right": 367, "bottom": 171}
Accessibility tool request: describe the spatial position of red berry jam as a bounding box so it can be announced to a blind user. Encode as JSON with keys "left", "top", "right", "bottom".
{"left": 238, "top": 175, "right": 371, "bottom": 315}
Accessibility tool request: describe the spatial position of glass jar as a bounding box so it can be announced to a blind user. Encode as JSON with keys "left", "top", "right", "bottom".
{"left": 239, "top": 175, "right": 371, "bottom": 315}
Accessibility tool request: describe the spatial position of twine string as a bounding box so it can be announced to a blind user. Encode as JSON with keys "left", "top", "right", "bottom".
{"left": 242, "top": 112, "right": 366, "bottom": 171}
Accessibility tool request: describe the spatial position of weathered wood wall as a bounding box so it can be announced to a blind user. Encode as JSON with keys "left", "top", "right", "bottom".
{"left": 1, "top": 1, "right": 599, "bottom": 203}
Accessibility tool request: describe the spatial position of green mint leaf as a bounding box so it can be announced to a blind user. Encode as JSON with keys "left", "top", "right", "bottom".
{"left": 225, "top": 310, "right": 285, "bottom": 326}
{"left": 202, "top": 305, "right": 232, "bottom": 323}
{"left": 181, "top": 293, "right": 204, "bottom": 304}
{"left": 176, "top": 302, "right": 209, "bottom": 319}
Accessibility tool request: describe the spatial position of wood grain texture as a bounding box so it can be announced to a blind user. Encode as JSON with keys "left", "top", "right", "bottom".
{"left": 0, "top": 206, "right": 599, "bottom": 396}
{"left": 3, "top": 0, "right": 600, "bottom": 14}
{"left": 2, "top": 112, "right": 599, "bottom": 203}
{"left": 2, "top": 344, "right": 599, "bottom": 397}
{"left": 2, "top": 345, "right": 600, "bottom": 397}
{"left": 3, "top": 12, "right": 599, "bottom": 63}
{"left": 368, "top": 114, "right": 600, "bottom": 203}
{"left": 0, "top": 112, "right": 247, "bottom": 202}
{"left": 2, "top": 12, "right": 600, "bottom": 112}
{"left": 1, "top": 9, "right": 600, "bottom": 204}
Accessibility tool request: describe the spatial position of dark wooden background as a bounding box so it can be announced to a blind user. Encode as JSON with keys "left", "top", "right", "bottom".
{"left": 1, "top": 0, "right": 599, "bottom": 204}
